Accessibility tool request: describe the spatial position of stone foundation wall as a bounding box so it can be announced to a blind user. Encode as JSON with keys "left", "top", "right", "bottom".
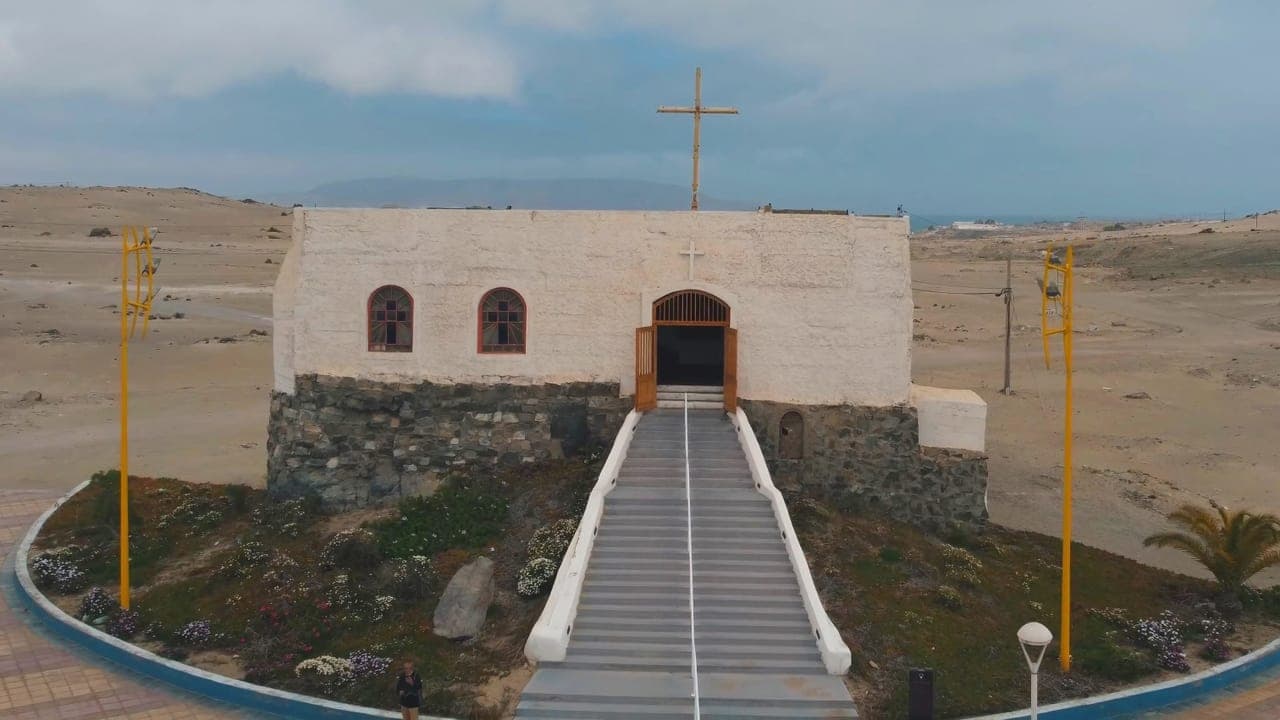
{"left": 268, "top": 375, "right": 630, "bottom": 510}
{"left": 740, "top": 400, "right": 988, "bottom": 531}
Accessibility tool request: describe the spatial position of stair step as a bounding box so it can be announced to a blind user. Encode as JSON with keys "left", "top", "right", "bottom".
{"left": 515, "top": 700, "right": 693, "bottom": 719}
{"left": 658, "top": 400, "right": 723, "bottom": 409}
{"left": 555, "top": 659, "right": 694, "bottom": 673}
{"left": 604, "top": 516, "right": 776, "bottom": 529}
{"left": 700, "top": 695, "right": 858, "bottom": 718}
{"left": 571, "top": 629, "right": 691, "bottom": 643}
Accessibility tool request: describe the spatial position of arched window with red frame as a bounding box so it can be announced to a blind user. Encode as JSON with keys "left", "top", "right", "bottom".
{"left": 478, "top": 287, "right": 526, "bottom": 353}
{"left": 368, "top": 285, "right": 413, "bottom": 352}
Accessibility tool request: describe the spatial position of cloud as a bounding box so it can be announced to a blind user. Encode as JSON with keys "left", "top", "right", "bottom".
{"left": 503, "top": 0, "right": 1217, "bottom": 99}
{"left": 0, "top": 0, "right": 518, "bottom": 99}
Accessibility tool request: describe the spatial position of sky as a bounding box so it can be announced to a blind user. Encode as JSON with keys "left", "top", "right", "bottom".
{"left": 1, "top": 0, "right": 1277, "bottom": 218}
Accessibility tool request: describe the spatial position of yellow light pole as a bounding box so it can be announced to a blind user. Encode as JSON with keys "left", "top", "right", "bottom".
{"left": 1040, "top": 243, "right": 1074, "bottom": 671}
{"left": 119, "top": 226, "right": 156, "bottom": 609}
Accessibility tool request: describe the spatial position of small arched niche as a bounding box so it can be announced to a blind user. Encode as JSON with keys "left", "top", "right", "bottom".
{"left": 779, "top": 411, "right": 804, "bottom": 460}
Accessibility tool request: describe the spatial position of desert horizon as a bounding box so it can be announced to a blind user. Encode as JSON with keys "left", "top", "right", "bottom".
{"left": 3, "top": 183, "right": 1277, "bottom": 589}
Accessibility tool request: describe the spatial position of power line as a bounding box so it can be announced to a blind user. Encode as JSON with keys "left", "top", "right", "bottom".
{"left": 912, "top": 286, "right": 1004, "bottom": 296}
{"left": 913, "top": 278, "right": 1007, "bottom": 291}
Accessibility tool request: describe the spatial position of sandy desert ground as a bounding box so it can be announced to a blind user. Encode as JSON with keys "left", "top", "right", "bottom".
{"left": 0, "top": 187, "right": 286, "bottom": 488}
{"left": 2, "top": 186, "right": 1277, "bottom": 581}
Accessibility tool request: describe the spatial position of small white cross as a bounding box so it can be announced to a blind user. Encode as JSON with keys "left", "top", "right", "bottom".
{"left": 680, "top": 238, "right": 705, "bottom": 280}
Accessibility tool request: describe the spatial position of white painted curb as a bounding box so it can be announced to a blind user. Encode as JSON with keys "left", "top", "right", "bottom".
{"left": 731, "top": 408, "right": 853, "bottom": 675}
{"left": 525, "top": 409, "right": 642, "bottom": 662}
{"left": 14, "top": 478, "right": 452, "bottom": 719}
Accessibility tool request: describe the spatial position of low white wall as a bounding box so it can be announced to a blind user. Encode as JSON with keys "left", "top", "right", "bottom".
{"left": 526, "top": 410, "right": 642, "bottom": 662}
{"left": 278, "top": 209, "right": 913, "bottom": 407}
{"left": 272, "top": 222, "right": 302, "bottom": 393}
{"left": 910, "top": 384, "right": 987, "bottom": 452}
{"left": 731, "top": 408, "right": 852, "bottom": 675}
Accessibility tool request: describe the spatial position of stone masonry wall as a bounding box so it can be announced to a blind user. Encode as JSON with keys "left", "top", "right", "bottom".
{"left": 740, "top": 400, "right": 988, "bottom": 531}
{"left": 268, "top": 375, "right": 630, "bottom": 510}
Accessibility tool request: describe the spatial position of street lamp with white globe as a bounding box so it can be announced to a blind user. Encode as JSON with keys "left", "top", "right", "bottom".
{"left": 1018, "top": 622, "right": 1054, "bottom": 719}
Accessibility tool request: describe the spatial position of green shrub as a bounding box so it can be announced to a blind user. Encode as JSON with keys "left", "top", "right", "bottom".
{"left": 373, "top": 482, "right": 508, "bottom": 559}
{"left": 156, "top": 492, "right": 228, "bottom": 533}
{"left": 88, "top": 470, "right": 129, "bottom": 526}
{"left": 78, "top": 586, "right": 117, "bottom": 620}
{"left": 321, "top": 528, "right": 382, "bottom": 573}
{"left": 252, "top": 495, "right": 322, "bottom": 537}
{"left": 380, "top": 555, "right": 436, "bottom": 601}
{"left": 1103, "top": 223, "right": 1126, "bottom": 232}
{"left": 215, "top": 540, "right": 271, "bottom": 579}
{"left": 941, "top": 544, "right": 984, "bottom": 587}
{"left": 1245, "top": 586, "right": 1280, "bottom": 619}
{"left": 879, "top": 546, "right": 903, "bottom": 563}
{"left": 1077, "top": 627, "right": 1155, "bottom": 681}
{"left": 225, "top": 484, "right": 252, "bottom": 513}
{"left": 934, "top": 584, "right": 962, "bottom": 610}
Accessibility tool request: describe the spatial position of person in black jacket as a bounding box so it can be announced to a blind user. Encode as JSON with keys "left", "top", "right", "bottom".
{"left": 395, "top": 660, "right": 423, "bottom": 719}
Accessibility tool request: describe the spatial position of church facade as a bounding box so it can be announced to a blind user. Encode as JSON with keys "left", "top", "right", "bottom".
{"left": 269, "top": 208, "right": 989, "bottom": 529}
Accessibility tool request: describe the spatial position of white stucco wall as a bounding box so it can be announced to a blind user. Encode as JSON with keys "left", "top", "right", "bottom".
{"left": 909, "top": 384, "right": 988, "bottom": 452}
{"left": 272, "top": 219, "right": 302, "bottom": 393}
{"left": 275, "top": 209, "right": 913, "bottom": 407}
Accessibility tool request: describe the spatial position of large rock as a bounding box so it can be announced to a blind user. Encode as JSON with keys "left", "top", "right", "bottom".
{"left": 432, "top": 557, "right": 495, "bottom": 640}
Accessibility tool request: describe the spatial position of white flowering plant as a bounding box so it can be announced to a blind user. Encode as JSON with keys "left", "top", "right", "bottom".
{"left": 294, "top": 649, "right": 391, "bottom": 695}
{"left": 31, "top": 548, "right": 89, "bottom": 593}
{"left": 517, "top": 557, "right": 558, "bottom": 597}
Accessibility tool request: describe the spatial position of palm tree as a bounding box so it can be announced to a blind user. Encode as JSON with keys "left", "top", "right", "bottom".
{"left": 1144, "top": 504, "right": 1280, "bottom": 597}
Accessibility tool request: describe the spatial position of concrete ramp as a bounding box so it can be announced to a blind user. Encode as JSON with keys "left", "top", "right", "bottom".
{"left": 515, "top": 409, "right": 857, "bottom": 719}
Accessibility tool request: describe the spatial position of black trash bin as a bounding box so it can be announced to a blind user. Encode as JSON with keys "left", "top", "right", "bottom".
{"left": 908, "top": 668, "right": 935, "bottom": 720}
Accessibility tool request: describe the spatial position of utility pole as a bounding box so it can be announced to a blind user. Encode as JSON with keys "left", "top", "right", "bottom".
{"left": 1001, "top": 254, "right": 1013, "bottom": 394}
{"left": 1041, "top": 243, "right": 1075, "bottom": 672}
{"left": 119, "top": 226, "right": 157, "bottom": 610}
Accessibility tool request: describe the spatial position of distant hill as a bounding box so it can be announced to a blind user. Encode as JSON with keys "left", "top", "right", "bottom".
{"left": 277, "top": 177, "right": 754, "bottom": 211}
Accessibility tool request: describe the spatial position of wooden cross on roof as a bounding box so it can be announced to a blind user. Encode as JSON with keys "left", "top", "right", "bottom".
{"left": 658, "top": 67, "right": 739, "bottom": 211}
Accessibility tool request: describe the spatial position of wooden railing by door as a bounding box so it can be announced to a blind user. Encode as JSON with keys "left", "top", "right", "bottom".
{"left": 635, "top": 325, "right": 657, "bottom": 411}
{"left": 724, "top": 327, "right": 738, "bottom": 412}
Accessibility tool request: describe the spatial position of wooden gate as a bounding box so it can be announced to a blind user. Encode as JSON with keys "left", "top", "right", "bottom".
{"left": 635, "top": 326, "right": 657, "bottom": 411}
{"left": 723, "top": 327, "right": 738, "bottom": 412}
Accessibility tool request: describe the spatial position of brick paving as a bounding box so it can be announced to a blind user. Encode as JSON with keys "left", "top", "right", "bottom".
{"left": 1115, "top": 662, "right": 1280, "bottom": 719}
{"left": 0, "top": 489, "right": 250, "bottom": 720}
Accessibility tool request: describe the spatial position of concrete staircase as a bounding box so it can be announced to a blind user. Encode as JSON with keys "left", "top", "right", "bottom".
{"left": 515, "top": 409, "right": 857, "bottom": 719}
{"left": 657, "top": 384, "right": 723, "bottom": 409}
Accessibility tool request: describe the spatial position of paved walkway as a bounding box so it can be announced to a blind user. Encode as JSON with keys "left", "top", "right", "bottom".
{"left": 0, "top": 488, "right": 249, "bottom": 720}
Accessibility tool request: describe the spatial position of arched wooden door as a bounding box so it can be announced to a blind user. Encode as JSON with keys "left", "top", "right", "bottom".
{"left": 638, "top": 290, "right": 736, "bottom": 412}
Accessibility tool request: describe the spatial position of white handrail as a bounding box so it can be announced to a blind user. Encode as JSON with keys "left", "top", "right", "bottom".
{"left": 729, "top": 408, "right": 853, "bottom": 674}
{"left": 525, "top": 409, "right": 642, "bottom": 663}
{"left": 683, "top": 395, "right": 702, "bottom": 718}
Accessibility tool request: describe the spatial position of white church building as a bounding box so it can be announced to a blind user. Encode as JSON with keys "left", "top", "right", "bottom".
{"left": 269, "top": 207, "right": 989, "bottom": 528}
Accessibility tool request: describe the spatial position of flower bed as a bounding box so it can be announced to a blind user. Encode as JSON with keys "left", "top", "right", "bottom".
{"left": 29, "top": 458, "right": 601, "bottom": 717}
{"left": 789, "top": 493, "right": 1280, "bottom": 719}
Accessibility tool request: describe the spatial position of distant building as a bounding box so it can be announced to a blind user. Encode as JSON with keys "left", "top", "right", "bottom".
{"left": 950, "top": 221, "right": 1002, "bottom": 232}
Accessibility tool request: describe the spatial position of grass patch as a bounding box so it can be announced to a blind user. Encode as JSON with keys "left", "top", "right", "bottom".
{"left": 794, "top": 493, "right": 1280, "bottom": 719}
